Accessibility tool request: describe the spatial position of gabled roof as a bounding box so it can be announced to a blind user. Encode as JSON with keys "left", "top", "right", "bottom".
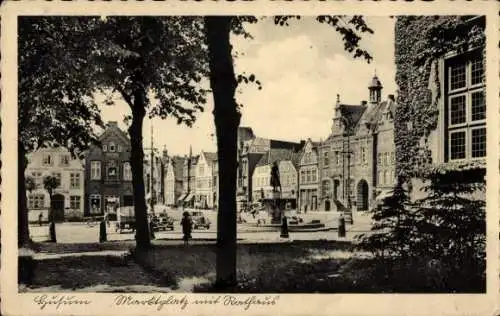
{"left": 256, "top": 148, "right": 297, "bottom": 168}
{"left": 355, "top": 98, "right": 396, "bottom": 132}
{"left": 340, "top": 104, "right": 367, "bottom": 129}
{"left": 203, "top": 152, "right": 217, "bottom": 164}
{"left": 98, "top": 121, "right": 130, "bottom": 145}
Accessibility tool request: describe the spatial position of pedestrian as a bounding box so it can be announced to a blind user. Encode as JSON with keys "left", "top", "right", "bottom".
{"left": 181, "top": 211, "right": 192, "bottom": 246}
{"left": 38, "top": 212, "right": 43, "bottom": 226}
{"left": 280, "top": 215, "right": 289, "bottom": 239}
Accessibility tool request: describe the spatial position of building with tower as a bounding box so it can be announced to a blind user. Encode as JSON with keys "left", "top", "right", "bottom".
{"left": 318, "top": 74, "right": 396, "bottom": 218}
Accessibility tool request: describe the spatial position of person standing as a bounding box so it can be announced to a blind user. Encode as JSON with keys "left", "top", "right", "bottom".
{"left": 181, "top": 211, "right": 193, "bottom": 246}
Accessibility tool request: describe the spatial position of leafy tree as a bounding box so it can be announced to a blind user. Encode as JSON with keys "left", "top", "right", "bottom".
{"left": 205, "top": 15, "right": 374, "bottom": 289}
{"left": 25, "top": 176, "right": 37, "bottom": 194}
{"left": 19, "top": 16, "right": 209, "bottom": 249}
{"left": 18, "top": 17, "right": 103, "bottom": 247}
{"left": 87, "top": 16, "right": 208, "bottom": 248}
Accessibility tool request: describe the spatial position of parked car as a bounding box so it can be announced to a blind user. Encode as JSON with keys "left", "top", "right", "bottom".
{"left": 152, "top": 213, "right": 174, "bottom": 231}
{"left": 191, "top": 211, "right": 211, "bottom": 230}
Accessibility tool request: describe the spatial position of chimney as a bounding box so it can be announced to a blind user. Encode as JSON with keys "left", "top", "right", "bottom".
{"left": 388, "top": 94, "right": 395, "bottom": 102}
{"left": 361, "top": 101, "right": 368, "bottom": 106}
{"left": 107, "top": 121, "right": 118, "bottom": 126}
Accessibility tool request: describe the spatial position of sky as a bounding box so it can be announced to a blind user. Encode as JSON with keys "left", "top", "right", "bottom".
{"left": 99, "top": 16, "right": 397, "bottom": 157}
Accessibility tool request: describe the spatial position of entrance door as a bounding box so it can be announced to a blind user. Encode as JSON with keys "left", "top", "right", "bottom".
{"left": 333, "top": 179, "right": 340, "bottom": 200}
{"left": 104, "top": 196, "right": 120, "bottom": 216}
{"left": 357, "top": 180, "right": 369, "bottom": 211}
{"left": 325, "top": 200, "right": 331, "bottom": 211}
{"left": 51, "top": 194, "right": 65, "bottom": 222}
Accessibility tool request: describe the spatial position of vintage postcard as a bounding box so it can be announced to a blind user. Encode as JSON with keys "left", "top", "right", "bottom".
{"left": 1, "top": 1, "right": 499, "bottom": 316}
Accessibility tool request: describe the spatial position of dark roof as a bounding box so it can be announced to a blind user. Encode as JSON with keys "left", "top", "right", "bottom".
{"left": 203, "top": 152, "right": 217, "bottom": 163}
{"left": 340, "top": 104, "right": 367, "bottom": 130}
{"left": 256, "top": 148, "right": 298, "bottom": 168}
{"left": 356, "top": 98, "right": 396, "bottom": 132}
{"left": 368, "top": 75, "right": 383, "bottom": 89}
{"left": 269, "top": 139, "right": 303, "bottom": 151}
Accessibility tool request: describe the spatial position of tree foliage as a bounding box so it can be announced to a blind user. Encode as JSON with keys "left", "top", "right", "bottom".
{"left": 25, "top": 176, "right": 37, "bottom": 193}
{"left": 43, "top": 175, "right": 60, "bottom": 197}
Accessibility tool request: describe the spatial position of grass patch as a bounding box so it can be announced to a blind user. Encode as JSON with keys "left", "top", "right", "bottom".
{"left": 22, "top": 254, "right": 166, "bottom": 291}
{"left": 133, "top": 240, "right": 484, "bottom": 293}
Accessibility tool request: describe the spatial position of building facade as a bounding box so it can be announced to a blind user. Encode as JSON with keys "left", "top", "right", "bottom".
{"left": 84, "top": 121, "right": 134, "bottom": 216}
{"left": 25, "top": 147, "right": 85, "bottom": 222}
{"left": 237, "top": 137, "right": 303, "bottom": 210}
{"left": 179, "top": 147, "right": 198, "bottom": 207}
{"left": 394, "top": 16, "right": 486, "bottom": 200}
{"left": 318, "top": 75, "right": 396, "bottom": 213}
{"left": 195, "top": 151, "right": 217, "bottom": 209}
{"left": 143, "top": 147, "right": 163, "bottom": 206}
{"left": 252, "top": 148, "right": 300, "bottom": 209}
{"left": 298, "top": 139, "right": 320, "bottom": 212}
{"left": 163, "top": 154, "right": 185, "bottom": 207}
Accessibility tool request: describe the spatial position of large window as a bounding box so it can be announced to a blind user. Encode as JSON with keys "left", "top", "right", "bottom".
{"left": 70, "top": 173, "right": 81, "bottom": 189}
{"left": 91, "top": 161, "right": 101, "bottom": 180}
{"left": 60, "top": 155, "right": 70, "bottom": 166}
{"left": 446, "top": 52, "right": 485, "bottom": 161}
{"left": 323, "top": 152, "right": 329, "bottom": 166}
{"left": 42, "top": 154, "right": 52, "bottom": 166}
{"left": 70, "top": 196, "right": 81, "bottom": 209}
{"left": 28, "top": 194, "right": 45, "bottom": 209}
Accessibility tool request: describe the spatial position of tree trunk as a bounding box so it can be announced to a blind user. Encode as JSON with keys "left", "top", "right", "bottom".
{"left": 18, "top": 141, "right": 30, "bottom": 247}
{"left": 205, "top": 16, "right": 240, "bottom": 289}
{"left": 128, "top": 88, "right": 151, "bottom": 249}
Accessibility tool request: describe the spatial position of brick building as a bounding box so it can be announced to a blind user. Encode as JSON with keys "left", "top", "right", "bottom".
{"left": 318, "top": 75, "right": 396, "bottom": 215}
{"left": 179, "top": 147, "right": 198, "bottom": 207}
{"left": 84, "top": 121, "right": 133, "bottom": 217}
{"left": 298, "top": 139, "right": 320, "bottom": 212}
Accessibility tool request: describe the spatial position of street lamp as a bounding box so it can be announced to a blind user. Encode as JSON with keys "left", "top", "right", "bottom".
{"left": 339, "top": 116, "right": 353, "bottom": 224}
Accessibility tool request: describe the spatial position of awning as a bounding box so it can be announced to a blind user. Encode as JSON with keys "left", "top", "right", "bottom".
{"left": 177, "top": 194, "right": 187, "bottom": 202}
{"left": 184, "top": 193, "right": 194, "bottom": 202}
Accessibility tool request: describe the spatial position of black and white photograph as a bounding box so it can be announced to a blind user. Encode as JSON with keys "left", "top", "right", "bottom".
{"left": 1, "top": 2, "right": 499, "bottom": 316}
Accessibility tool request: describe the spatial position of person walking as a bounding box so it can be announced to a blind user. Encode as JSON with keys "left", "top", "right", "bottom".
{"left": 181, "top": 211, "right": 193, "bottom": 246}
{"left": 38, "top": 212, "right": 43, "bottom": 226}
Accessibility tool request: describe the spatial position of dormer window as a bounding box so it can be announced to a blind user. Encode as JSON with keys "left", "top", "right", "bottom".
{"left": 109, "top": 142, "right": 116, "bottom": 152}
{"left": 43, "top": 154, "right": 52, "bottom": 166}
{"left": 103, "top": 145, "right": 107, "bottom": 152}
{"left": 117, "top": 145, "right": 122, "bottom": 152}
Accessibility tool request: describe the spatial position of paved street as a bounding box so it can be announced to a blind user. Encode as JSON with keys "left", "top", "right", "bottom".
{"left": 29, "top": 220, "right": 369, "bottom": 244}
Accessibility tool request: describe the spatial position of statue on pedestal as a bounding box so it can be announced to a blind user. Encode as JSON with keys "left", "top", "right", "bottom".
{"left": 270, "top": 161, "right": 281, "bottom": 193}
{"left": 270, "top": 161, "right": 282, "bottom": 223}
